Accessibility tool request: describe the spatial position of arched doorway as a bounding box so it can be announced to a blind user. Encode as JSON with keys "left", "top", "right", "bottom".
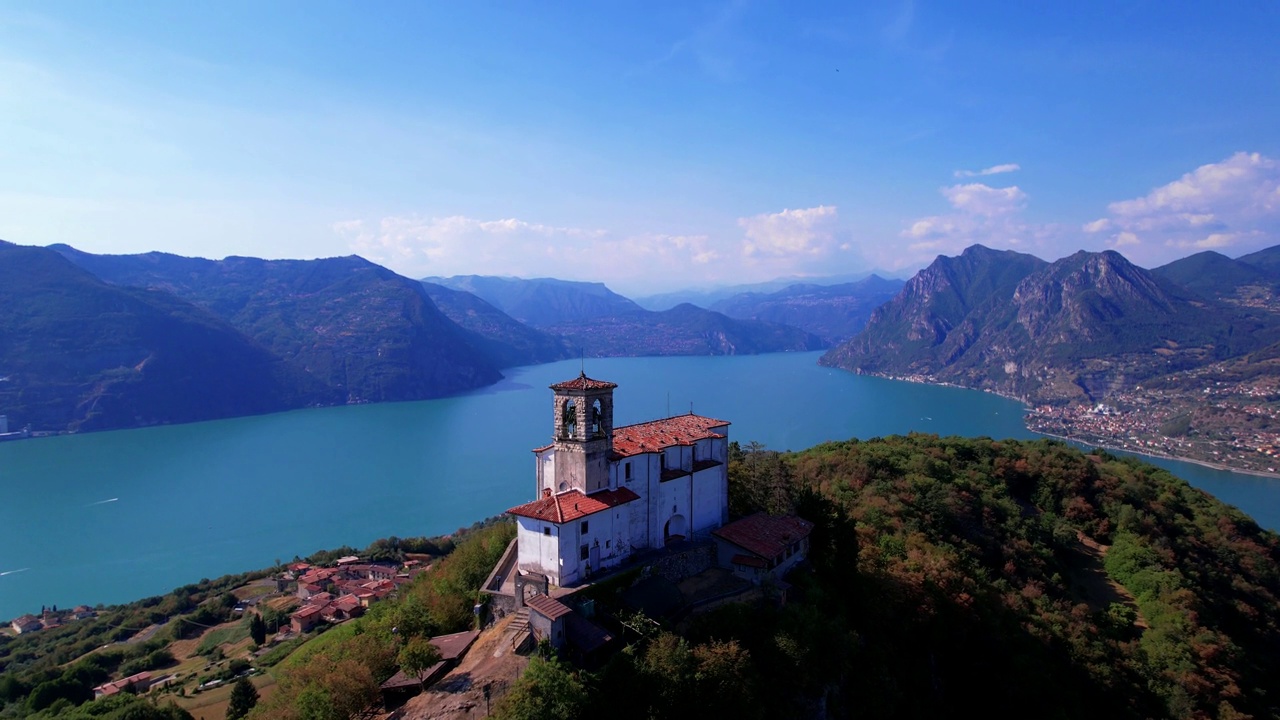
{"left": 664, "top": 514, "right": 687, "bottom": 545}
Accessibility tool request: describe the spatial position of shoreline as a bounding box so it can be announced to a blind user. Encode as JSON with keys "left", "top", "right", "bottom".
{"left": 1029, "top": 429, "right": 1279, "bottom": 480}
{"left": 855, "top": 369, "right": 1278, "bottom": 480}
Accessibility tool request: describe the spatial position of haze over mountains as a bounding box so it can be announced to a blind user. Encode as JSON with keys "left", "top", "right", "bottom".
{"left": 9, "top": 237, "right": 1280, "bottom": 437}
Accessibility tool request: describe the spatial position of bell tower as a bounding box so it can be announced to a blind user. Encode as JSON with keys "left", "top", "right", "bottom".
{"left": 549, "top": 373, "right": 616, "bottom": 494}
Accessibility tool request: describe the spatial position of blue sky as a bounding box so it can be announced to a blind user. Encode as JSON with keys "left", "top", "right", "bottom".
{"left": 2, "top": 2, "right": 1278, "bottom": 294}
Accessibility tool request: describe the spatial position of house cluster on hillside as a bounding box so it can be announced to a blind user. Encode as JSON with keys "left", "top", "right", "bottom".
{"left": 285, "top": 559, "right": 421, "bottom": 633}
{"left": 8, "top": 605, "right": 97, "bottom": 635}
{"left": 93, "top": 671, "right": 153, "bottom": 699}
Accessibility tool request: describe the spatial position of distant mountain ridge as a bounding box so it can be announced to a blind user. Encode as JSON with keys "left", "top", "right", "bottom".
{"left": 822, "top": 244, "right": 1280, "bottom": 404}
{"left": 420, "top": 282, "right": 573, "bottom": 367}
{"left": 0, "top": 242, "right": 329, "bottom": 432}
{"left": 425, "top": 274, "right": 829, "bottom": 356}
{"left": 545, "top": 303, "right": 826, "bottom": 357}
{"left": 422, "top": 275, "right": 642, "bottom": 327}
{"left": 709, "top": 275, "right": 905, "bottom": 344}
{"left": 0, "top": 243, "right": 830, "bottom": 433}
{"left": 52, "top": 245, "right": 504, "bottom": 404}
{"left": 631, "top": 271, "right": 894, "bottom": 311}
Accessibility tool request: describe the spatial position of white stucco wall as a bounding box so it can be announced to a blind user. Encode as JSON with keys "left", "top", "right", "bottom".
{"left": 556, "top": 504, "right": 628, "bottom": 586}
{"left": 691, "top": 466, "right": 723, "bottom": 535}
{"left": 516, "top": 516, "right": 563, "bottom": 586}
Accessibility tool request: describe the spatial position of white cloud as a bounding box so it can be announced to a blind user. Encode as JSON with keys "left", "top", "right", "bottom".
{"left": 738, "top": 205, "right": 839, "bottom": 257}
{"left": 336, "top": 214, "right": 607, "bottom": 276}
{"left": 940, "top": 183, "right": 1026, "bottom": 216}
{"left": 336, "top": 206, "right": 858, "bottom": 294}
{"left": 880, "top": 182, "right": 1057, "bottom": 270}
{"left": 1084, "top": 152, "right": 1280, "bottom": 261}
{"left": 336, "top": 214, "right": 744, "bottom": 293}
{"left": 954, "top": 163, "right": 1021, "bottom": 178}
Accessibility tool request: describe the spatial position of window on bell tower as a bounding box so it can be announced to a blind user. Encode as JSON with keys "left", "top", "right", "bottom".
{"left": 562, "top": 400, "right": 576, "bottom": 439}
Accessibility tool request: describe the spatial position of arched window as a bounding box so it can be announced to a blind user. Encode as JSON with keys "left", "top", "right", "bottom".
{"left": 562, "top": 400, "right": 577, "bottom": 438}
{"left": 591, "top": 399, "right": 603, "bottom": 436}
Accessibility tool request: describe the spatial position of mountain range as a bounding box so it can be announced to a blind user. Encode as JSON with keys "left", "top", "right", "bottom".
{"left": 424, "top": 275, "right": 825, "bottom": 356}
{"left": 821, "top": 243, "right": 1280, "bottom": 404}
{"left": 1, "top": 244, "right": 837, "bottom": 433}
{"left": 0, "top": 242, "right": 325, "bottom": 432}
{"left": 708, "top": 275, "right": 904, "bottom": 344}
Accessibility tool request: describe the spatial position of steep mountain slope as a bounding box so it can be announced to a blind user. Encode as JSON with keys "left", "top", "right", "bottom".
{"left": 423, "top": 275, "right": 643, "bottom": 327}
{"left": 1151, "top": 251, "right": 1280, "bottom": 314}
{"left": 709, "top": 275, "right": 904, "bottom": 343}
{"left": 824, "top": 246, "right": 1275, "bottom": 403}
{"left": 1151, "top": 251, "right": 1276, "bottom": 296}
{"left": 420, "top": 281, "right": 572, "bottom": 368}
{"left": 52, "top": 245, "right": 501, "bottom": 402}
{"left": 821, "top": 245, "right": 1047, "bottom": 375}
{"left": 0, "top": 243, "right": 328, "bottom": 432}
{"left": 545, "top": 303, "right": 826, "bottom": 357}
{"left": 1237, "top": 244, "right": 1280, "bottom": 276}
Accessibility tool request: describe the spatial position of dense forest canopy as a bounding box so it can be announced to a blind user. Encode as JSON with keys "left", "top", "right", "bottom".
{"left": 501, "top": 435, "right": 1280, "bottom": 720}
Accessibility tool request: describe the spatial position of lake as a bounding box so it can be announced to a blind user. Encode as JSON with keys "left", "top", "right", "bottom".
{"left": 1, "top": 351, "right": 1276, "bottom": 619}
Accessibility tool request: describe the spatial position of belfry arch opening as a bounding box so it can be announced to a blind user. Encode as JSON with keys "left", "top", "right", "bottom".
{"left": 562, "top": 399, "right": 576, "bottom": 439}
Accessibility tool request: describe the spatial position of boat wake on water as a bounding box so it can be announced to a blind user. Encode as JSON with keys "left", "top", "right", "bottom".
{"left": 90, "top": 498, "right": 119, "bottom": 506}
{"left": 0, "top": 568, "right": 31, "bottom": 577}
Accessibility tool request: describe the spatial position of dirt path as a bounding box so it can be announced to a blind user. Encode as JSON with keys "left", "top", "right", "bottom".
{"left": 391, "top": 615, "right": 530, "bottom": 720}
{"left": 1068, "top": 531, "right": 1147, "bottom": 629}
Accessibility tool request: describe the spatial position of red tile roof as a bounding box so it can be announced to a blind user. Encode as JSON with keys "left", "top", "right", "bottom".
{"left": 612, "top": 414, "right": 729, "bottom": 458}
{"left": 525, "top": 594, "right": 573, "bottom": 621}
{"left": 507, "top": 487, "right": 639, "bottom": 523}
{"left": 550, "top": 374, "right": 618, "bottom": 391}
{"left": 713, "top": 513, "right": 813, "bottom": 561}
{"left": 730, "top": 554, "right": 768, "bottom": 569}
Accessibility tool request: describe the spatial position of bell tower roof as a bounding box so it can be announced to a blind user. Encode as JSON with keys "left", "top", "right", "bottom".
{"left": 549, "top": 373, "right": 617, "bottom": 392}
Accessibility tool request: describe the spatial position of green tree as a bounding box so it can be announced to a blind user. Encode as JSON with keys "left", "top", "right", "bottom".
{"left": 226, "top": 676, "right": 259, "bottom": 720}
{"left": 249, "top": 613, "right": 267, "bottom": 646}
{"left": 491, "top": 657, "right": 589, "bottom": 720}
{"left": 397, "top": 637, "right": 442, "bottom": 690}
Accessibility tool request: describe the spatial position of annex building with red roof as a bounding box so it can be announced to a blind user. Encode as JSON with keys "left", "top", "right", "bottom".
{"left": 506, "top": 372, "right": 730, "bottom": 587}
{"left": 712, "top": 512, "right": 814, "bottom": 584}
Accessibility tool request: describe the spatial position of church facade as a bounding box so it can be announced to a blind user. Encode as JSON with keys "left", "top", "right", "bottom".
{"left": 506, "top": 373, "right": 730, "bottom": 587}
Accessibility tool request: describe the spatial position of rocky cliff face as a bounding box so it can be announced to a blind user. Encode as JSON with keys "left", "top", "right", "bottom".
{"left": 821, "top": 245, "right": 1046, "bottom": 376}
{"left": 822, "top": 245, "right": 1278, "bottom": 403}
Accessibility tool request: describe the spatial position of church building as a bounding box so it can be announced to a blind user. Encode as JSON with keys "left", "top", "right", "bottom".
{"left": 506, "top": 373, "right": 730, "bottom": 587}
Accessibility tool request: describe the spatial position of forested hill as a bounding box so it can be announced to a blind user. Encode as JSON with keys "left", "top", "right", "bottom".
{"left": 494, "top": 436, "right": 1280, "bottom": 720}
{"left": 0, "top": 243, "right": 328, "bottom": 432}
{"left": 718, "top": 436, "right": 1280, "bottom": 719}
{"left": 49, "top": 244, "right": 505, "bottom": 404}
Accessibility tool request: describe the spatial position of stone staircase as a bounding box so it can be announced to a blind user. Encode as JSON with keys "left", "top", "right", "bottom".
{"left": 497, "top": 608, "right": 532, "bottom": 655}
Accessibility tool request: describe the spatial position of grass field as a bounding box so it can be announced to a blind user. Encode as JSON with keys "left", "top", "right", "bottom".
{"left": 195, "top": 622, "right": 250, "bottom": 656}
{"left": 171, "top": 672, "right": 277, "bottom": 720}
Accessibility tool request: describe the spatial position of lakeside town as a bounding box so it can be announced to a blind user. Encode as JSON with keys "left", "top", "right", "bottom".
{"left": 1023, "top": 368, "right": 1280, "bottom": 476}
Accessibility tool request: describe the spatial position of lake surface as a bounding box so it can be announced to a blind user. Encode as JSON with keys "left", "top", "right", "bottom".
{"left": 1, "top": 351, "right": 1276, "bottom": 619}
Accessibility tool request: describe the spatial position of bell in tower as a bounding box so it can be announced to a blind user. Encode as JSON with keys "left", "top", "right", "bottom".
{"left": 548, "top": 373, "right": 616, "bottom": 494}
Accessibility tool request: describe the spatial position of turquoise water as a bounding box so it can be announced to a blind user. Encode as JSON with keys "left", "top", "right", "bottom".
{"left": 1, "top": 352, "right": 1274, "bottom": 619}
